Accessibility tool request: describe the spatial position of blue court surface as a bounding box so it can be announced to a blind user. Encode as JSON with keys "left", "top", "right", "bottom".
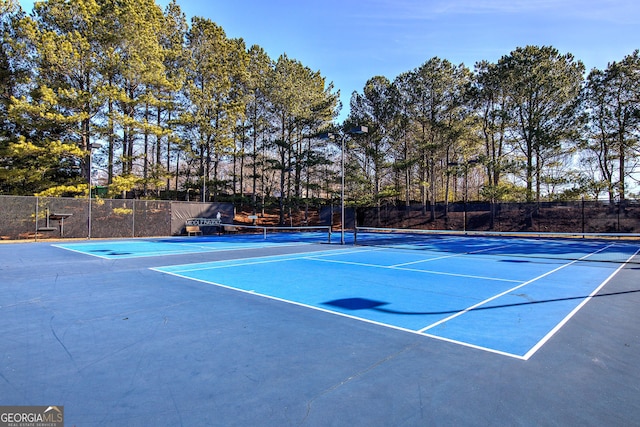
{"left": 54, "top": 232, "right": 330, "bottom": 258}
{"left": 151, "top": 242, "right": 637, "bottom": 359}
{"left": 2, "top": 233, "right": 640, "bottom": 426}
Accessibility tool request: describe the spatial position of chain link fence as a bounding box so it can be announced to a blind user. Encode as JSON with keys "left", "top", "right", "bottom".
{"left": 0, "top": 195, "right": 234, "bottom": 241}
{"left": 356, "top": 200, "right": 640, "bottom": 234}
{"left": 3, "top": 195, "right": 638, "bottom": 240}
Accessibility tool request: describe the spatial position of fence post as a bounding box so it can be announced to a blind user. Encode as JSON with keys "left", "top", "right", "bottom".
{"left": 34, "top": 197, "right": 39, "bottom": 242}
{"left": 87, "top": 191, "right": 92, "bottom": 239}
{"left": 581, "top": 197, "right": 585, "bottom": 236}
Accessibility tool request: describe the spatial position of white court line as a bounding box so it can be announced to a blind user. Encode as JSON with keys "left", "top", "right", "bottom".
{"left": 54, "top": 240, "right": 311, "bottom": 259}
{"left": 390, "top": 243, "right": 518, "bottom": 268}
{"left": 157, "top": 246, "right": 522, "bottom": 280}
{"left": 390, "top": 252, "right": 470, "bottom": 266}
{"left": 420, "top": 332, "right": 528, "bottom": 360}
{"left": 166, "top": 243, "right": 521, "bottom": 284}
{"left": 151, "top": 248, "right": 376, "bottom": 274}
{"left": 310, "top": 257, "right": 521, "bottom": 283}
{"left": 53, "top": 243, "right": 210, "bottom": 259}
{"left": 521, "top": 247, "right": 640, "bottom": 360}
{"left": 150, "top": 268, "right": 528, "bottom": 359}
{"left": 51, "top": 244, "right": 113, "bottom": 259}
{"left": 417, "top": 243, "right": 618, "bottom": 334}
{"left": 173, "top": 240, "right": 310, "bottom": 250}
{"left": 152, "top": 242, "right": 637, "bottom": 360}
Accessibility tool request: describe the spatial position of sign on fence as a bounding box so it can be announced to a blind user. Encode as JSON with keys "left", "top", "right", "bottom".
{"left": 185, "top": 218, "right": 222, "bottom": 226}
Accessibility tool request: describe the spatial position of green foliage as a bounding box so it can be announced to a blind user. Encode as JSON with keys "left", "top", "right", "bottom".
{"left": 35, "top": 184, "right": 87, "bottom": 197}
{"left": 106, "top": 174, "right": 143, "bottom": 198}
{"left": 481, "top": 182, "right": 527, "bottom": 203}
{"left": 0, "top": 137, "right": 84, "bottom": 194}
{"left": 1, "top": 1, "right": 639, "bottom": 208}
{"left": 497, "top": 46, "right": 585, "bottom": 202}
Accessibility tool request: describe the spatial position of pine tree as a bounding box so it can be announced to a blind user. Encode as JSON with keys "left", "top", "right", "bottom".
{"left": 182, "top": 17, "right": 248, "bottom": 201}
{"left": 499, "top": 46, "right": 584, "bottom": 202}
{"left": 4, "top": 0, "right": 101, "bottom": 195}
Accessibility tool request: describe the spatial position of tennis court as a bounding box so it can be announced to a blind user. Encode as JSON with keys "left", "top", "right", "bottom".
{"left": 2, "top": 230, "right": 640, "bottom": 425}
{"left": 138, "top": 232, "right": 637, "bottom": 359}
{"left": 53, "top": 227, "right": 331, "bottom": 259}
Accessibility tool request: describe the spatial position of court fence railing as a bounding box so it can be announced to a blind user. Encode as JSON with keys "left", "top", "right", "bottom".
{"left": 0, "top": 195, "right": 234, "bottom": 241}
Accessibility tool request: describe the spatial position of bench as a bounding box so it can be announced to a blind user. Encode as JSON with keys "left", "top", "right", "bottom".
{"left": 186, "top": 225, "right": 203, "bottom": 236}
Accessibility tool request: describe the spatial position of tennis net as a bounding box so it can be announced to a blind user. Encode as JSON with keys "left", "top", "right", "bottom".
{"left": 218, "top": 223, "right": 333, "bottom": 244}
{"left": 354, "top": 226, "right": 640, "bottom": 264}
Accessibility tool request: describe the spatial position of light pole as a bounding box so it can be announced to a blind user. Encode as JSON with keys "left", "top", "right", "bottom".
{"left": 321, "top": 126, "right": 368, "bottom": 244}
{"left": 87, "top": 143, "right": 101, "bottom": 239}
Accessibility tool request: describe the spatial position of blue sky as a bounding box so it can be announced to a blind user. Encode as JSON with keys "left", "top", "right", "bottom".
{"left": 19, "top": 0, "right": 640, "bottom": 121}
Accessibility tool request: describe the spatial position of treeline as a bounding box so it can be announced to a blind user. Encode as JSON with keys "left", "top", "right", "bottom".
{"left": 0, "top": 0, "right": 337, "bottom": 226}
{"left": 348, "top": 49, "right": 640, "bottom": 221}
{"left": 1, "top": 0, "right": 639, "bottom": 221}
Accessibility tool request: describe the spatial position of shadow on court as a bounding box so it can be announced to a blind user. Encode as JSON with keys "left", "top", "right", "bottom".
{"left": 324, "top": 289, "right": 640, "bottom": 316}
